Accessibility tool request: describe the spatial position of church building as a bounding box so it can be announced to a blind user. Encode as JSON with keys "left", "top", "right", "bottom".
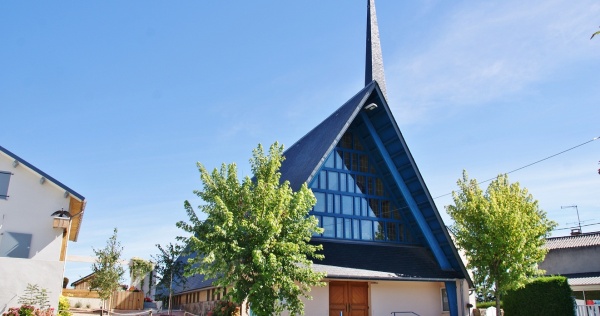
{"left": 171, "top": 1, "right": 474, "bottom": 315}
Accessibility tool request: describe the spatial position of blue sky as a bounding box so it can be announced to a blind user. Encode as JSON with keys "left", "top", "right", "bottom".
{"left": 1, "top": 0, "right": 599, "bottom": 284}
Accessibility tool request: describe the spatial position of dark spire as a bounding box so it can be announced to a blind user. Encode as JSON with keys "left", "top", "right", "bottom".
{"left": 365, "top": 0, "right": 387, "bottom": 99}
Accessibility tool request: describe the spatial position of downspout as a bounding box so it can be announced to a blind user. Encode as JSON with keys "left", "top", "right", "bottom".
{"left": 460, "top": 280, "right": 464, "bottom": 316}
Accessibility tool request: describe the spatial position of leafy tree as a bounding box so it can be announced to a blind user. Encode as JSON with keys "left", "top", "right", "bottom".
{"left": 152, "top": 242, "right": 186, "bottom": 315}
{"left": 177, "top": 142, "right": 325, "bottom": 316}
{"left": 446, "top": 171, "right": 557, "bottom": 316}
{"left": 90, "top": 228, "right": 125, "bottom": 314}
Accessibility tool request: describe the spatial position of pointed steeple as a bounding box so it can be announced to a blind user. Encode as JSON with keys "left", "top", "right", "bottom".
{"left": 365, "top": 0, "right": 387, "bottom": 99}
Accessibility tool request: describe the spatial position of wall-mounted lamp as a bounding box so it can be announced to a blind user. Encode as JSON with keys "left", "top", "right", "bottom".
{"left": 40, "top": 177, "right": 46, "bottom": 184}
{"left": 51, "top": 209, "right": 71, "bottom": 229}
{"left": 364, "top": 103, "right": 378, "bottom": 111}
{"left": 63, "top": 191, "right": 70, "bottom": 198}
{"left": 12, "top": 160, "right": 19, "bottom": 168}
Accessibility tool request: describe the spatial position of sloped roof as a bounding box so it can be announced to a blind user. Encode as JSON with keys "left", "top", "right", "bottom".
{"left": 280, "top": 82, "right": 375, "bottom": 191}
{"left": 71, "top": 272, "right": 95, "bottom": 287}
{"left": 0, "top": 145, "right": 85, "bottom": 201}
{"left": 0, "top": 145, "right": 86, "bottom": 241}
{"left": 171, "top": 252, "right": 217, "bottom": 295}
{"left": 545, "top": 232, "right": 600, "bottom": 250}
{"left": 561, "top": 272, "right": 600, "bottom": 286}
{"left": 314, "top": 241, "right": 463, "bottom": 281}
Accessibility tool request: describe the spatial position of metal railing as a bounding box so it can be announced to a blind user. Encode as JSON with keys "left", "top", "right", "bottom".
{"left": 391, "top": 312, "right": 420, "bottom": 316}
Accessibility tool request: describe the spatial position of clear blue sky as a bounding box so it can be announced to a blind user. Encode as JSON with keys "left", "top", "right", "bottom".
{"left": 1, "top": 1, "right": 599, "bottom": 285}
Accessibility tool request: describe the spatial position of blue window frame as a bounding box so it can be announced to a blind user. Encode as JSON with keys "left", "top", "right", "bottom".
{"left": 309, "top": 131, "right": 414, "bottom": 244}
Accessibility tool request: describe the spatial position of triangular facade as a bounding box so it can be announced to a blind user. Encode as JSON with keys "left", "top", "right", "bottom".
{"left": 282, "top": 80, "right": 468, "bottom": 275}
{"left": 280, "top": 80, "right": 472, "bottom": 315}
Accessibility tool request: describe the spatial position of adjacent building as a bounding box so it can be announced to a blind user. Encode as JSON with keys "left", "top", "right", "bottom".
{"left": 0, "top": 145, "right": 86, "bottom": 312}
{"left": 540, "top": 231, "right": 600, "bottom": 302}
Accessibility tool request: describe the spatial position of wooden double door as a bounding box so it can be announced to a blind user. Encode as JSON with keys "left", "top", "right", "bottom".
{"left": 329, "top": 281, "right": 369, "bottom": 316}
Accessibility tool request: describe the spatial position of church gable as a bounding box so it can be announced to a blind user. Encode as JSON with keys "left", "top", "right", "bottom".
{"left": 280, "top": 84, "right": 468, "bottom": 278}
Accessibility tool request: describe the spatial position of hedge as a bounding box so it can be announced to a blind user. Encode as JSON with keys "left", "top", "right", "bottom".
{"left": 503, "top": 276, "right": 574, "bottom": 316}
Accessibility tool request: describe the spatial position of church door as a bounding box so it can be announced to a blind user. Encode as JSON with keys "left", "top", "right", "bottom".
{"left": 329, "top": 281, "right": 369, "bottom": 316}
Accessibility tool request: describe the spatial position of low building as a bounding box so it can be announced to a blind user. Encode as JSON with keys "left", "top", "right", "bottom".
{"left": 0, "top": 145, "right": 86, "bottom": 312}
{"left": 540, "top": 231, "right": 600, "bottom": 301}
{"left": 70, "top": 273, "right": 96, "bottom": 290}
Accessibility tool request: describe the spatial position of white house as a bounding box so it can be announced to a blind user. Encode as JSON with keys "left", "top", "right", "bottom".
{"left": 0, "top": 145, "right": 86, "bottom": 312}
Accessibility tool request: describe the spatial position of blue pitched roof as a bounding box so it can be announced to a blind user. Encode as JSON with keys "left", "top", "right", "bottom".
{"left": 170, "top": 252, "right": 217, "bottom": 295}
{"left": 314, "top": 241, "right": 463, "bottom": 280}
{"left": 280, "top": 81, "right": 472, "bottom": 286}
{"left": 0, "top": 145, "right": 85, "bottom": 201}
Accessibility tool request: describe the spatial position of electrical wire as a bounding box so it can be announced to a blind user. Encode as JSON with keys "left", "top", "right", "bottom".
{"left": 434, "top": 136, "right": 600, "bottom": 200}
{"left": 553, "top": 221, "right": 600, "bottom": 231}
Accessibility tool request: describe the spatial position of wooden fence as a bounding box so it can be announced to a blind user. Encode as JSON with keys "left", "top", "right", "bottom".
{"left": 62, "top": 289, "right": 144, "bottom": 310}
{"left": 62, "top": 289, "right": 100, "bottom": 298}
{"left": 112, "top": 291, "right": 144, "bottom": 310}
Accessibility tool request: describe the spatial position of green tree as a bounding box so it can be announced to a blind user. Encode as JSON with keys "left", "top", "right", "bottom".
{"left": 90, "top": 228, "right": 125, "bottom": 314}
{"left": 446, "top": 171, "right": 557, "bottom": 316}
{"left": 177, "top": 142, "right": 325, "bottom": 316}
{"left": 152, "top": 242, "right": 186, "bottom": 315}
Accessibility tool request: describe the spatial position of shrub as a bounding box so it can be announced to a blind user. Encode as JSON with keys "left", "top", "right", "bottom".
{"left": 2, "top": 305, "right": 53, "bottom": 316}
{"left": 211, "top": 301, "right": 240, "bottom": 316}
{"left": 504, "top": 276, "right": 575, "bottom": 316}
{"left": 477, "top": 301, "right": 502, "bottom": 309}
{"left": 58, "top": 296, "right": 72, "bottom": 316}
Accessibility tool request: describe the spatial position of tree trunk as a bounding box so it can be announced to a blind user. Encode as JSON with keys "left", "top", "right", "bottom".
{"left": 495, "top": 280, "right": 501, "bottom": 316}
{"left": 168, "top": 271, "right": 173, "bottom": 316}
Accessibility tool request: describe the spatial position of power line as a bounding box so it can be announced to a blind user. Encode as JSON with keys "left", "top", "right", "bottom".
{"left": 553, "top": 221, "right": 600, "bottom": 231}
{"left": 434, "top": 136, "right": 600, "bottom": 200}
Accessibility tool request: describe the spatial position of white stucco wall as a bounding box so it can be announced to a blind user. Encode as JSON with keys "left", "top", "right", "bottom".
{"left": 0, "top": 155, "right": 70, "bottom": 261}
{"left": 0, "top": 153, "right": 74, "bottom": 312}
{"left": 0, "top": 257, "right": 64, "bottom": 312}
{"left": 278, "top": 279, "right": 474, "bottom": 316}
{"left": 371, "top": 281, "right": 445, "bottom": 316}
{"left": 300, "top": 284, "right": 328, "bottom": 316}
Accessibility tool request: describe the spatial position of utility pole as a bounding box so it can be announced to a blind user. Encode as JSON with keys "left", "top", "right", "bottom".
{"left": 561, "top": 205, "right": 581, "bottom": 234}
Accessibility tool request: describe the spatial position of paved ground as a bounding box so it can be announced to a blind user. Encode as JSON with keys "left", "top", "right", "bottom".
{"left": 69, "top": 309, "right": 161, "bottom": 316}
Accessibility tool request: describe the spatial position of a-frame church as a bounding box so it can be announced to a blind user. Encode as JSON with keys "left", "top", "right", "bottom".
{"left": 170, "top": 1, "right": 473, "bottom": 315}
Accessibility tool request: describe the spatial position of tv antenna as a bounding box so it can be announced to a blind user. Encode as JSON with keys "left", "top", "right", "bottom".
{"left": 561, "top": 205, "right": 582, "bottom": 234}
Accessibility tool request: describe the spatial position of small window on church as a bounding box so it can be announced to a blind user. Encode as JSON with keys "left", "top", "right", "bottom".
{"left": 0, "top": 171, "right": 11, "bottom": 199}
{"left": 441, "top": 288, "right": 450, "bottom": 312}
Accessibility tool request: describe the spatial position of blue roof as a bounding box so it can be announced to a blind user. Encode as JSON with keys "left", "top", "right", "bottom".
{"left": 0, "top": 145, "right": 85, "bottom": 201}
{"left": 280, "top": 82, "right": 376, "bottom": 191}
